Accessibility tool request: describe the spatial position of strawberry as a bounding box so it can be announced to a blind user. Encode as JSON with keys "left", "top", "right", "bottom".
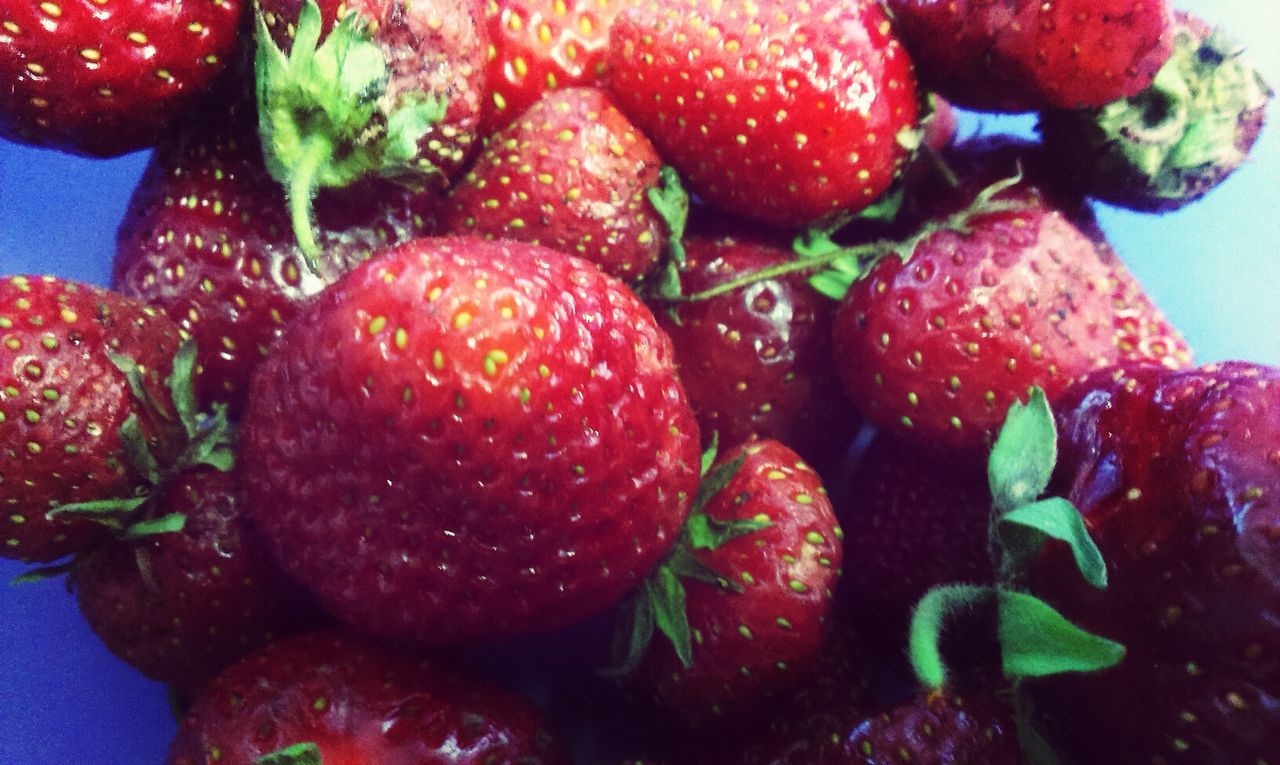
{"left": 1, "top": 275, "right": 183, "bottom": 562}
{"left": 836, "top": 690, "right": 1021, "bottom": 765}
{"left": 72, "top": 466, "right": 321, "bottom": 697}
{"left": 607, "top": 0, "right": 920, "bottom": 228}
{"left": 654, "top": 221, "right": 860, "bottom": 472}
{"left": 1040, "top": 11, "right": 1275, "bottom": 212}
{"left": 441, "top": 86, "right": 666, "bottom": 281}
{"left": 479, "top": 0, "right": 626, "bottom": 133}
{"left": 166, "top": 631, "right": 570, "bottom": 764}
{"left": 241, "top": 237, "right": 701, "bottom": 645}
{"left": 113, "top": 85, "right": 437, "bottom": 415}
{"left": 0, "top": 0, "right": 242, "bottom": 156}
{"left": 885, "top": 0, "right": 1175, "bottom": 112}
{"left": 1028, "top": 362, "right": 1280, "bottom": 763}
{"left": 831, "top": 174, "right": 1191, "bottom": 463}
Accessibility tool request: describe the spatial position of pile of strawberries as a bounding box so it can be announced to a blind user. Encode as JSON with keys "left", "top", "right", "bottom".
{"left": 1, "top": 0, "right": 1276, "bottom": 762}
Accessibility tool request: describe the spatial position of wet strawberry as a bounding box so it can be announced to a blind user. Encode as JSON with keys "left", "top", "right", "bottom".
{"left": 837, "top": 690, "right": 1021, "bottom": 765}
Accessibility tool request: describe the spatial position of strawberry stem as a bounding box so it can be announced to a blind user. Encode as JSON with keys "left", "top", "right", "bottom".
{"left": 286, "top": 133, "right": 333, "bottom": 267}
{"left": 909, "top": 584, "right": 994, "bottom": 691}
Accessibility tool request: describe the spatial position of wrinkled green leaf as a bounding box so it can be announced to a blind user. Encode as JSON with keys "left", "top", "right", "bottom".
{"left": 999, "top": 590, "right": 1125, "bottom": 679}
{"left": 1000, "top": 498, "right": 1107, "bottom": 589}
{"left": 989, "top": 388, "right": 1057, "bottom": 513}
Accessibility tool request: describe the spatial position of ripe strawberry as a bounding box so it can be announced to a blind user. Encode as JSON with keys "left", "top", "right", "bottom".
{"left": 885, "top": 0, "right": 1175, "bottom": 112}
{"left": 607, "top": 0, "right": 919, "bottom": 228}
{"left": 480, "top": 0, "right": 626, "bottom": 133}
{"left": 72, "top": 466, "right": 321, "bottom": 697}
{"left": 1029, "top": 362, "right": 1280, "bottom": 763}
{"left": 837, "top": 690, "right": 1021, "bottom": 764}
{"left": 629, "top": 439, "right": 844, "bottom": 724}
{"left": 113, "top": 85, "right": 437, "bottom": 415}
{"left": 442, "top": 86, "right": 665, "bottom": 281}
{"left": 654, "top": 222, "right": 860, "bottom": 472}
{"left": 241, "top": 237, "right": 701, "bottom": 645}
{"left": 1040, "top": 11, "right": 1275, "bottom": 212}
{"left": 0, "top": 0, "right": 242, "bottom": 156}
{"left": 1, "top": 275, "right": 183, "bottom": 562}
{"left": 831, "top": 176, "right": 1191, "bottom": 463}
{"left": 166, "top": 631, "right": 570, "bottom": 764}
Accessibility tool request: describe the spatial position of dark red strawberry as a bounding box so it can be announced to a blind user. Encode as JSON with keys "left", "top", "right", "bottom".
{"left": 629, "top": 439, "right": 844, "bottom": 724}
{"left": 0, "top": 0, "right": 242, "bottom": 156}
{"left": 1, "top": 276, "right": 183, "bottom": 562}
{"left": 886, "top": 0, "right": 1174, "bottom": 112}
{"left": 1040, "top": 11, "right": 1275, "bottom": 212}
{"left": 113, "top": 85, "right": 437, "bottom": 415}
{"left": 442, "top": 86, "right": 665, "bottom": 281}
{"left": 607, "top": 0, "right": 920, "bottom": 228}
{"left": 166, "top": 631, "right": 570, "bottom": 764}
{"left": 72, "top": 466, "right": 321, "bottom": 697}
{"left": 479, "top": 0, "right": 626, "bottom": 133}
{"left": 654, "top": 223, "right": 860, "bottom": 471}
{"left": 831, "top": 176, "right": 1191, "bottom": 463}
{"left": 241, "top": 237, "right": 701, "bottom": 645}
{"left": 1029, "top": 362, "right": 1280, "bottom": 764}
{"left": 836, "top": 690, "right": 1021, "bottom": 764}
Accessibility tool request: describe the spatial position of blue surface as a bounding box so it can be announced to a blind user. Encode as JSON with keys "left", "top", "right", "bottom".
{"left": 0, "top": 0, "right": 1277, "bottom": 761}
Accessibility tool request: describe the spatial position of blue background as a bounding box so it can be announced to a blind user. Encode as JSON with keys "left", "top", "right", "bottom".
{"left": 1, "top": 1, "right": 1277, "bottom": 761}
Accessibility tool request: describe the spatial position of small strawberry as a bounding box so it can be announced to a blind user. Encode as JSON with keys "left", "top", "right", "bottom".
{"left": 837, "top": 690, "right": 1021, "bottom": 765}
{"left": 241, "top": 237, "right": 701, "bottom": 645}
{"left": 480, "top": 0, "right": 627, "bottom": 133}
{"left": 166, "top": 631, "right": 570, "bottom": 764}
{"left": 442, "top": 86, "right": 666, "bottom": 281}
{"left": 0, "top": 0, "right": 242, "bottom": 156}
{"left": 1040, "top": 11, "right": 1275, "bottom": 212}
{"left": 607, "top": 0, "right": 920, "bottom": 228}
{"left": 885, "top": 0, "right": 1175, "bottom": 112}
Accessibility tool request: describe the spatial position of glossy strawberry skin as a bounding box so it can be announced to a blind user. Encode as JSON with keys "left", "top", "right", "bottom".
{"left": 480, "top": 0, "right": 625, "bottom": 134}
{"left": 837, "top": 691, "right": 1021, "bottom": 765}
{"left": 0, "top": 0, "right": 243, "bottom": 156}
{"left": 1, "top": 276, "right": 183, "bottom": 562}
{"left": 886, "top": 0, "right": 1174, "bottom": 112}
{"left": 242, "top": 237, "right": 701, "bottom": 645}
{"left": 113, "top": 91, "right": 437, "bottom": 415}
{"left": 73, "top": 468, "right": 321, "bottom": 697}
{"left": 442, "top": 86, "right": 665, "bottom": 281}
{"left": 1030, "top": 362, "right": 1280, "bottom": 764}
{"left": 832, "top": 190, "right": 1191, "bottom": 463}
{"left": 166, "top": 631, "right": 570, "bottom": 765}
{"left": 608, "top": 0, "right": 919, "bottom": 228}
{"left": 638, "top": 440, "right": 843, "bottom": 724}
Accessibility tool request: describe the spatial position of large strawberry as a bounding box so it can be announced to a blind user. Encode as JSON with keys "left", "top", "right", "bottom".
{"left": 0, "top": 0, "right": 242, "bottom": 156}
{"left": 241, "top": 237, "right": 701, "bottom": 645}
{"left": 114, "top": 83, "right": 437, "bottom": 414}
{"left": 607, "top": 0, "right": 920, "bottom": 228}
{"left": 1028, "top": 362, "right": 1280, "bottom": 763}
{"left": 166, "top": 631, "right": 570, "bottom": 764}
{"left": 442, "top": 86, "right": 666, "bottom": 282}
{"left": 885, "top": 0, "right": 1175, "bottom": 112}
{"left": 1, "top": 275, "right": 183, "bottom": 562}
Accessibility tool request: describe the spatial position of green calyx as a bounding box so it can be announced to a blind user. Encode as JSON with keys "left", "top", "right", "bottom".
{"left": 647, "top": 165, "right": 691, "bottom": 303}
{"left": 258, "top": 743, "right": 322, "bottom": 765}
{"left": 254, "top": 0, "right": 447, "bottom": 270}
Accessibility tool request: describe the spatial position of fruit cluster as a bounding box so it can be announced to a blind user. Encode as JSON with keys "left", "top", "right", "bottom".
{"left": 1, "top": 0, "right": 1276, "bottom": 762}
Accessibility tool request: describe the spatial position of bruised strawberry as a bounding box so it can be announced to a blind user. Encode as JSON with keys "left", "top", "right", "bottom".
{"left": 166, "top": 631, "right": 570, "bottom": 764}
{"left": 242, "top": 237, "right": 701, "bottom": 645}
{"left": 442, "top": 86, "right": 665, "bottom": 281}
{"left": 837, "top": 691, "right": 1021, "bottom": 764}
{"left": 1, "top": 276, "right": 183, "bottom": 562}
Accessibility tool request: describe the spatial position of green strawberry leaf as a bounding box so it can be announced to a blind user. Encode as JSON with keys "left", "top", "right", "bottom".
{"left": 988, "top": 388, "right": 1057, "bottom": 514}
{"left": 118, "top": 414, "right": 162, "bottom": 486}
{"left": 108, "top": 351, "right": 169, "bottom": 424}
{"left": 908, "top": 584, "right": 995, "bottom": 690}
{"left": 648, "top": 166, "right": 690, "bottom": 301}
{"left": 182, "top": 402, "right": 236, "bottom": 473}
{"left": 604, "top": 590, "right": 657, "bottom": 678}
{"left": 699, "top": 433, "right": 720, "bottom": 478}
{"left": 648, "top": 567, "right": 694, "bottom": 668}
{"left": 999, "top": 498, "right": 1107, "bottom": 590}
{"left": 45, "top": 496, "right": 149, "bottom": 521}
{"left": 684, "top": 513, "right": 770, "bottom": 552}
{"left": 9, "top": 561, "right": 76, "bottom": 585}
{"left": 257, "top": 743, "right": 323, "bottom": 765}
{"left": 167, "top": 339, "right": 200, "bottom": 439}
{"left": 121, "top": 513, "right": 187, "bottom": 541}
{"left": 998, "top": 590, "right": 1125, "bottom": 679}
{"left": 689, "top": 448, "right": 747, "bottom": 516}
{"left": 1013, "top": 687, "right": 1066, "bottom": 765}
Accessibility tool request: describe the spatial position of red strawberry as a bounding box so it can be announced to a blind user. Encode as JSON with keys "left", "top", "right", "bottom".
{"left": 607, "top": 0, "right": 920, "bottom": 228}
{"left": 831, "top": 176, "right": 1191, "bottom": 463}
{"left": 442, "top": 86, "right": 665, "bottom": 281}
{"left": 1, "top": 275, "right": 183, "bottom": 562}
{"left": 1029, "top": 362, "right": 1280, "bottom": 763}
{"left": 166, "top": 631, "right": 570, "bottom": 764}
{"left": 836, "top": 690, "right": 1021, "bottom": 765}
{"left": 654, "top": 222, "right": 860, "bottom": 471}
{"left": 479, "top": 0, "right": 627, "bottom": 133}
{"left": 241, "top": 237, "right": 701, "bottom": 645}
{"left": 629, "top": 439, "right": 844, "bottom": 724}
{"left": 113, "top": 86, "right": 437, "bottom": 415}
{"left": 0, "top": 0, "right": 242, "bottom": 156}
{"left": 885, "top": 0, "right": 1174, "bottom": 112}
{"left": 72, "top": 466, "right": 321, "bottom": 697}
